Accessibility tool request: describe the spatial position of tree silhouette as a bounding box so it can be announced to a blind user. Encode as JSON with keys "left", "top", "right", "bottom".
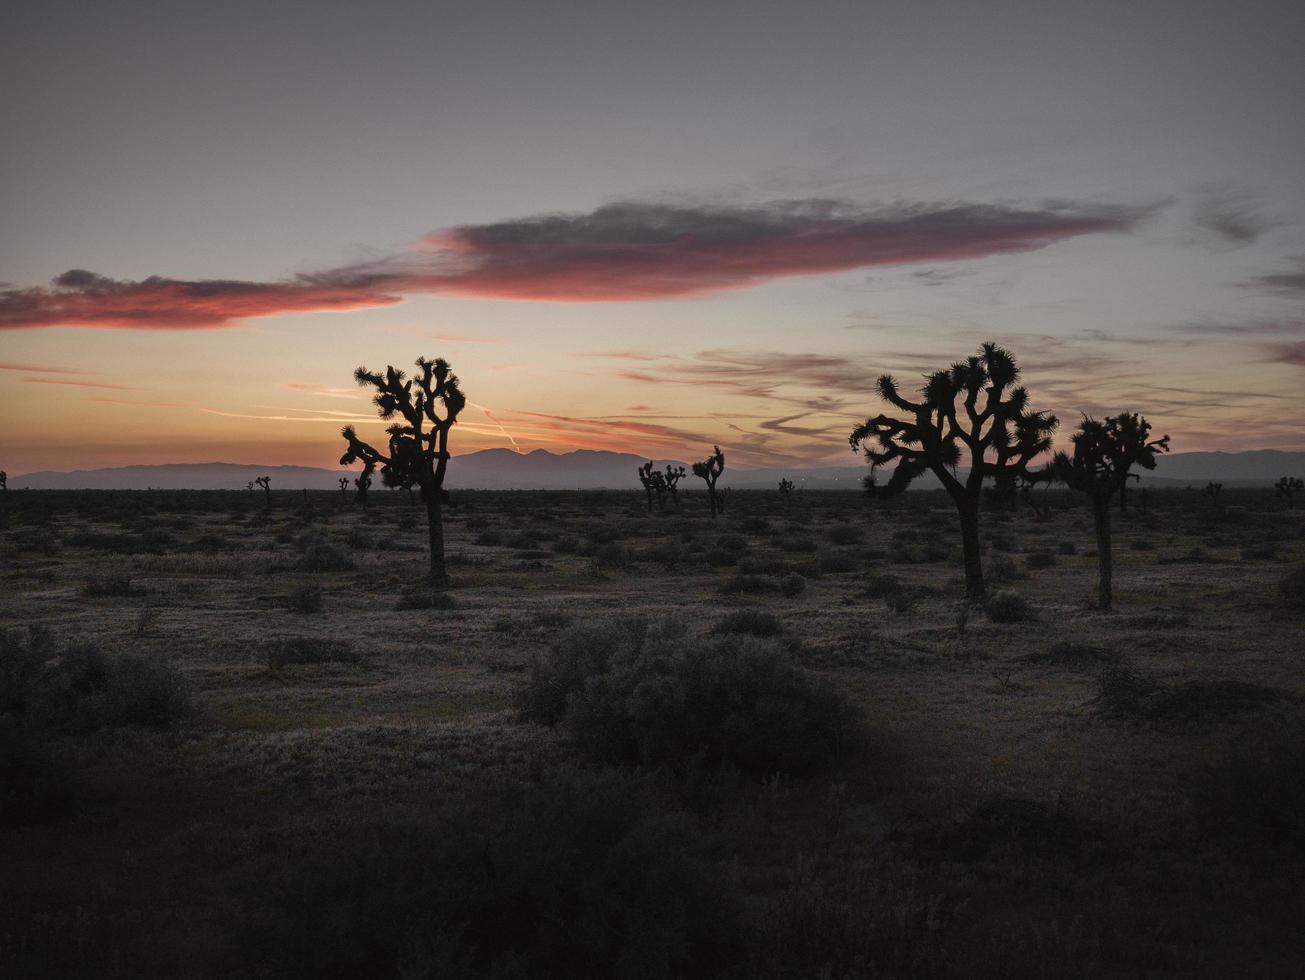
{"left": 850, "top": 342, "right": 1057, "bottom": 599}
{"left": 1048, "top": 413, "right": 1170, "bottom": 610}
{"left": 663, "top": 465, "right": 686, "bottom": 506}
{"left": 637, "top": 461, "right": 658, "bottom": 513}
{"left": 354, "top": 461, "right": 375, "bottom": 507}
{"left": 0, "top": 470, "right": 7, "bottom": 499}
{"left": 1276, "top": 476, "right": 1302, "bottom": 508}
{"left": 255, "top": 475, "right": 271, "bottom": 507}
{"left": 1204, "top": 481, "right": 1223, "bottom": 514}
{"left": 340, "top": 356, "right": 466, "bottom": 586}
{"left": 692, "top": 446, "right": 726, "bottom": 518}
{"left": 778, "top": 477, "right": 795, "bottom": 508}
{"left": 338, "top": 476, "right": 349, "bottom": 503}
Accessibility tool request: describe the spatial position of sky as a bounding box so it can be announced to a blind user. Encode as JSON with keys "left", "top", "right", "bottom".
{"left": 2, "top": 0, "right": 1303, "bottom": 475}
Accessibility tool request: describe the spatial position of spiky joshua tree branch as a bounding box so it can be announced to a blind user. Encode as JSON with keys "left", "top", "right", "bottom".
{"left": 340, "top": 356, "right": 466, "bottom": 586}
{"left": 1048, "top": 413, "right": 1169, "bottom": 610}
{"left": 849, "top": 342, "right": 1057, "bottom": 599}
{"left": 692, "top": 446, "right": 726, "bottom": 518}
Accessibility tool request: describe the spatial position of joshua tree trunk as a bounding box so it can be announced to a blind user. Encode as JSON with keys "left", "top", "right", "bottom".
{"left": 708, "top": 485, "right": 718, "bottom": 518}
{"left": 956, "top": 497, "right": 985, "bottom": 600}
{"left": 425, "top": 492, "right": 447, "bottom": 587}
{"left": 645, "top": 487, "right": 654, "bottom": 513}
{"left": 1093, "top": 497, "right": 1113, "bottom": 611}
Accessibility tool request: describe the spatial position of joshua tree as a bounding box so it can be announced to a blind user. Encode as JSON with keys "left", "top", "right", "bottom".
{"left": 1276, "top": 476, "right": 1303, "bottom": 508}
{"left": 778, "top": 477, "right": 795, "bottom": 508}
{"left": 0, "top": 470, "right": 7, "bottom": 498}
{"left": 692, "top": 446, "right": 726, "bottom": 518}
{"left": 245, "top": 480, "right": 255, "bottom": 494}
{"left": 1048, "top": 413, "right": 1170, "bottom": 611}
{"left": 354, "top": 462, "right": 374, "bottom": 507}
{"left": 663, "top": 465, "right": 686, "bottom": 505}
{"left": 255, "top": 475, "right": 271, "bottom": 507}
{"left": 1204, "top": 481, "right": 1223, "bottom": 514}
{"left": 338, "top": 476, "right": 349, "bottom": 503}
{"left": 340, "top": 356, "right": 466, "bottom": 586}
{"left": 850, "top": 342, "right": 1057, "bottom": 600}
{"left": 637, "top": 460, "right": 658, "bottom": 513}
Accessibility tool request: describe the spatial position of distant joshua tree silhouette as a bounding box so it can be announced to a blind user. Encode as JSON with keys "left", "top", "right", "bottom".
{"left": 1276, "top": 476, "right": 1303, "bottom": 508}
{"left": 778, "top": 477, "right": 795, "bottom": 508}
{"left": 338, "top": 476, "right": 349, "bottom": 503}
{"left": 340, "top": 356, "right": 466, "bottom": 586}
{"left": 637, "top": 460, "right": 658, "bottom": 513}
{"left": 850, "top": 342, "right": 1057, "bottom": 600}
{"left": 692, "top": 446, "right": 726, "bottom": 518}
{"left": 1205, "top": 481, "right": 1224, "bottom": 513}
{"left": 1048, "top": 413, "right": 1170, "bottom": 611}
{"left": 255, "top": 475, "right": 271, "bottom": 507}
{"left": 663, "top": 465, "right": 686, "bottom": 506}
{"left": 354, "top": 462, "right": 375, "bottom": 507}
{"left": 0, "top": 470, "right": 7, "bottom": 499}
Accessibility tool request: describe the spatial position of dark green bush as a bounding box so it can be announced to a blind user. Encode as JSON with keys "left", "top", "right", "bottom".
{"left": 779, "top": 572, "right": 806, "bottom": 597}
{"left": 714, "top": 610, "right": 784, "bottom": 637}
{"left": 266, "top": 637, "right": 359, "bottom": 670}
{"left": 986, "top": 590, "right": 1032, "bottom": 623}
{"left": 519, "top": 619, "right": 860, "bottom": 779}
{"left": 243, "top": 770, "right": 744, "bottom": 980}
{"left": 287, "top": 584, "right": 323, "bottom": 614}
{"left": 298, "top": 534, "right": 356, "bottom": 572}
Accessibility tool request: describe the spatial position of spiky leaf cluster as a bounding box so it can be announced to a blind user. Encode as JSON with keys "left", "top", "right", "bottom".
{"left": 1051, "top": 413, "right": 1170, "bottom": 502}
{"left": 692, "top": 446, "right": 725, "bottom": 485}
{"left": 849, "top": 343, "right": 1057, "bottom": 498}
{"left": 339, "top": 357, "right": 466, "bottom": 499}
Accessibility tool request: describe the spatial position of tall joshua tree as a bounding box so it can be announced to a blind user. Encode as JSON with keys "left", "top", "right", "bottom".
{"left": 778, "top": 477, "right": 795, "bottom": 508}
{"left": 340, "top": 356, "right": 466, "bottom": 586}
{"left": 692, "top": 446, "right": 726, "bottom": 518}
{"left": 1276, "top": 476, "right": 1303, "bottom": 508}
{"left": 637, "top": 461, "right": 658, "bottom": 513}
{"left": 255, "top": 475, "right": 271, "bottom": 507}
{"left": 0, "top": 470, "right": 7, "bottom": 498}
{"left": 663, "top": 465, "right": 686, "bottom": 506}
{"left": 1049, "top": 413, "right": 1169, "bottom": 611}
{"left": 850, "top": 342, "right": 1057, "bottom": 600}
{"left": 354, "top": 461, "right": 375, "bottom": 507}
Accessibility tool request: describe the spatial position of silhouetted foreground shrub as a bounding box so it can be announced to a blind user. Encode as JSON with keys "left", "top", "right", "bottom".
{"left": 1280, "top": 563, "right": 1305, "bottom": 605}
{"left": 985, "top": 590, "right": 1032, "bottom": 623}
{"left": 243, "top": 770, "right": 744, "bottom": 980}
{"left": 1, "top": 627, "right": 192, "bottom": 734}
{"left": 265, "top": 637, "right": 359, "bottom": 670}
{"left": 1090, "top": 664, "right": 1289, "bottom": 725}
{"left": 0, "top": 718, "right": 76, "bottom": 827}
{"left": 517, "top": 619, "right": 860, "bottom": 778}
{"left": 714, "top": 609, "right": 784, "bottom": 637}
{"left": 1198, "top": 713, "right": 1305, "bottom": 849}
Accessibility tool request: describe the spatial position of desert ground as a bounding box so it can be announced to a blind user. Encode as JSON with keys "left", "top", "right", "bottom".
{"left": 2, "top": 485, "right": 1304, "bottom": 979}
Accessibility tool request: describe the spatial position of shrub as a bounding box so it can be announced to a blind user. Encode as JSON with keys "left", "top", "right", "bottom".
{"left": 1279, "top": 564, "right": 1305, "bottom": 605}
{"left": 299, "top": 534, "right": 356, "bottom": 572}
{"left": 1025, "top": 550, "right": 1056, "bottom": 570}
{"left": 987, "top": 555, "right": 1028, "bottom": 584}
{"left": 861, "top": 572, "right": 902, "bottom": 598}
{"left": 779, "top": 572, "right": 806, "bottom": 597}
{"left": 592, "top": 542, "right": 632, "bottom": 571}
{"left": 243, "top": 770, "right": 744, "bottom": 980}
{"left": 1129, "top": 538, "right": 1155, "bottom": 551}
{"left": 825, "top": 524, "right": 864, "bottom": 545}
{"left": 778, "top": 536, "right": 819, "bottom": 554}
{"left": 266, "top": 637, "right": 359, "bottom": 670}
{"left": 819, "top": 550, "right": 859, "bottom": 574}
{"left": 551, "top": 535, "right": 581, "bottom": 555}
{"left": 82, "top": 574, "right": 144, "bottom": 598}
{"left": 2, "top": 631, "right": 192, "bottom": 734}
{"left": 393, "top": 588, "right": 459, "bottom": 611}
{"left": 715, "top": 533, "right": 750, "bottom": 555}
{"left": 986, "top": 590, "right": 1032, "bottom": 623}
{"left": 721, "top": 574, "right": 780, "bottom": 596}
{"left": 287, "top": 584, "right": 323, "bottom": 614}
{"left": 1090, "top": 665, "right": 1287, "bottom": 725}
{"left": 474, "top": 529, "right": 502, "bottom": 546}
{"left": 1198, "top": 714, "right": 1305, "bottom": 849}
{"left": 0, "top": 719, "right": 76, "bottom": 827}
{"left": 519, "top": 619, "right": 861, "bottom": 779}
{"left": 1057, "top": 541, "right": 1077, "bottom": 556}
{"left": 705, "top": 548, "right": 739, "bottom": 567}
{"left": 714, "top": 610, "right": 784, "bottom": 637}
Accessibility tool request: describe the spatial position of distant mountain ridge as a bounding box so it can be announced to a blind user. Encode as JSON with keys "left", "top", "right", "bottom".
{"left": 10, "top": 449, "right": 1305, "bottom": 490}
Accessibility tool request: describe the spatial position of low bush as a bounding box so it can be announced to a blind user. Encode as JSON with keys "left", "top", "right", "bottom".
{"left": 986, "top": 590, "right": 1032, "bottom": 623}
{"left": 287, "top": 584, "right": 323, "bottom": 614}
{"left": 1279, "top": 563, "right": 1305, "bottom": 605}
{"left": 518, "top": 619, "right": 860, "bottom": 779}
{"left": 1025, "top": 550, "right": 1056, "bottom": 570}
{"left": 825, "top": 524, "right": 864, "bottom": 546}
{"left": 820, "top": 550, "right": 859, "bottom": 574}
{"left": 721, "top": 573, "right": 781, "bottom": 596}
{"left": 1057, "top": 541, "right": 1077, "bottom": 556}
{"left": 266, "top": 637, "right": 360, "bottom": 670}
{"left": 779, "top": 572, "right": 806, "bottom": 597}
{"left": 242, "top": 769, "right": 744, "bottom": 980}
{"left": 298, "top": 534, "right": 356, "bottom": 572}
{"left": 714, "top": 609, "right": 784, "bottom": 637}
{"left": 1090, "top": 665, "right": 1288, "bottom": 725}
{"left": 82, "top": 574, "right": 144, "bottom": 598}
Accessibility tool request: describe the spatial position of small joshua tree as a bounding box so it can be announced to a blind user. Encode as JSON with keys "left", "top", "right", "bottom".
{"left": 663, "top": 465, "right": 686, "bottom": 506}
{"left": 338, "top": 476, "right": 349, "bottom": 503}
{"left": 1205, "top": 481, "right": 1223, "bottom": 514}
{"left": 1276, "top": 476, "right": 1303, "bottom": 508}
{"left": 692, "top": 446, "right": 726, "bottom": 518}
{"left": 340, "top": 356, "right": 466, "bottom": 586}
{"left": 778, "top": 477, "right": 795, "bottom": 508}
{"left": 255, "top": 475, "right": 271, "bottom": 507}
{"left": 637, "top": 461, "right": 658, "bottom": 513}
{"left": 850, "top": 342, "right": 1057, "bottom": 600}
{"left": 354, "top": 462, "right": 374, "bottom": 507}
{"left": 1048, "top": 413, "right": 1170, "bottom": 611}
{"left": 0, "top": 470, "right": 7, "bottom": 499}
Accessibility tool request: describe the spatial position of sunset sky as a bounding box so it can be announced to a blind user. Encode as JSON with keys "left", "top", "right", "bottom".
{"left": 3, "top": 0, "right": 1303, "bottom": 475}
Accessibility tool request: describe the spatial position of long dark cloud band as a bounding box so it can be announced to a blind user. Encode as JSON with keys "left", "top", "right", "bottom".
{"left": 1, "top": 198, "right": 1155, "bottom": 330}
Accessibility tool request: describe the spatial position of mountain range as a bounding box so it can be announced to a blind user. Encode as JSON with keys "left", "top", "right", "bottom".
{"left": 9, "top": 448, "right": 1304, "bottom": 491}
